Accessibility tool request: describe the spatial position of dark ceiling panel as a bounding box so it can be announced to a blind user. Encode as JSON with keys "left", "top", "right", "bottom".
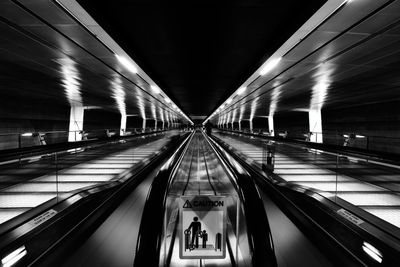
{"left": 78, "top": 0, "right": 327, "bottom": 117}
{"left": 0, "top": 0, "right": 186, "bottom": 125}
{"left": 214, "top": 0, "right": 400, "bottom": 124}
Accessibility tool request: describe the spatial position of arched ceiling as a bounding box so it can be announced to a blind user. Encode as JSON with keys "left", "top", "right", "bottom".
{"left": 77, "top": 0, "right": 327, "bottom": 118}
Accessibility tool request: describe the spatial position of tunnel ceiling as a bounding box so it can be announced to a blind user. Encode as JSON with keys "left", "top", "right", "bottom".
{"left": 0, "top": 0, "right": 192, "bottom": 124}
{"left": 208, "top": 0, "right": 400, "bottom": 124}
{"left": 77, "top": 0, "right": 327, "bottom": 118}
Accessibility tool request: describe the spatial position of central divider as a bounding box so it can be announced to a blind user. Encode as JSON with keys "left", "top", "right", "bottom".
{"left": 134, "top": 130, "right": 277, "bottom": 267}
{"left": 134, "top": 131, "right": 194, "bottom": 266}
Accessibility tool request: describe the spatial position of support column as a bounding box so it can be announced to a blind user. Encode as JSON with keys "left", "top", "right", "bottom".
{"left": 162, "top": 120, "right": 165, "bottom": 130}
{"left": 120, "top": 114, "right": 127, "bottom": 136}
{"left": 154, "top": 119, "right": 158, "bottom": 130}
{"left": 68, "top": 105, "right": 84, "bottom": 142}
{"left": 249, "top": 119, "right": 253, "bottom": 132}
{"left": 142, "top": 118, "right": 146, "bottom": 132}
{"left": 238, "top": 120, "right": 242, "bottom": 131}
{"left": 309, "top": 109, "right": 323, "bottom": 143}
{"left": 268, "top": 116, "right": 274, "bottom": 137}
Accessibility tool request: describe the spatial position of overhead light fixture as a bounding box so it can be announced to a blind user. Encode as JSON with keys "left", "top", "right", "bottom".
{"left": 151, "top": 85, "right": 160, "bottom": 94}
{"left": 260, "top": 57, "right": 282, "bottom": 76}
{"left": 237, "top": 87, "right": 246, "bottom": 95}
{"left": 21, "top": 133, "right": 33, "bottom": 137}
{"left": 115, "top": 55, "right": 138, "bottom": 74}
{"left": 226, "top": 98, "right": 232, "bottom": 104}
{"left": 165, "top": 98, "right": 171, "bottom": 103}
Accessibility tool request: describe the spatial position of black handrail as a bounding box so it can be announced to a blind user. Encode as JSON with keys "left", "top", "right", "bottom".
{"left": 0, "top": 129, "right": 167, "bottom": 163}
{"left": 134, "top": 132, "right": 193, "bottom": 266}
{"left": 217, "top": 128, "right": 400, "bottom": 164}
{"left": 207, "top": 134, "right": 277, "bottom": 267}
{"left": 0, "top": 133, "right": 188, "bottom": 267}
{"left": 213, "top": 133, "right": 400, "bottom": 266}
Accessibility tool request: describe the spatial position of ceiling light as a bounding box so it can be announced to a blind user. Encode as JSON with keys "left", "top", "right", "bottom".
{"left": 151, "top": 85, "right": 160, "bottom": 94}
{"left": 260, "top": 57, "right": 282, "bottom": 76}
{"left": 165, "top": 98, "right": 171, "bottom": 103}
{"left": 226, "top": 99, "right": 232, "bottom": 104}
{"left": 237, "top": 87, "right": 246, "bottom": 95}
{"left": 115, "top": 55, "right": 138, "bottom": 74}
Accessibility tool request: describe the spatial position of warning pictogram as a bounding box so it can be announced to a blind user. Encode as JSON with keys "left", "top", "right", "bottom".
{"left": 183, "top": 200, "right": 192, "bottom": 209}
{"left": 180, "top": 196, "right": 226, "bottom": 259}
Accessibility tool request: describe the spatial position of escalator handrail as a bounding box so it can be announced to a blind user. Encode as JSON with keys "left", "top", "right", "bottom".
{"left": 0, "top": 133, "right": 187, "bottom": 266}
{"left": 206, "top": 133, "right": 277, "bottom": 267}
{"left": 213, "top": 134, "right": 400, "bottom": 266}
{"left": 0, "top": 129, "right": 167, "bottom": 163}
{"left": 134, "top": 131, "right": 194, "bottom": 267}
{"left": 217, "top": 128, "right": 400, "bottom": 164}
{"left": 0, "top": 131, "right": 167, "bottom": 236}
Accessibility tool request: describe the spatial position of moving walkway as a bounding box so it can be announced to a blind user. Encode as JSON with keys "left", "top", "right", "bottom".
{"left": 213, "top": 129, "right": 400, "bottom": 266}
{"left": 3, "top": 128, "right": 398, "bottom": 267}
{"left": 0, "top": 130, "right": 186, "bottom": 267}
{"left": 0, "top": 131, "right": 177, "bottom": 225}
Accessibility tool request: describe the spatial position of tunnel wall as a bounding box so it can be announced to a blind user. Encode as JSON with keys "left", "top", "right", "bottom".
{"left": 241, "top": 120, "right": 250, "bottom": 130}
{"left": 0, "top": 100, "right": 69, "bottom": 149}
{"left": 322, "top": 101, "right": 400, "bottom": 153}
{"left": 252, "top": 117, "right": 269, "bottom": 131}
{"left": 156, "top": 120, "right": 163, "bottom": 129}
{"left": 126, "top": 116, "right": 143, "bottom": 130}
{"left": 145, "top": 119, "right": 156, "bottom": 130}
{"left": 274, "top": 111, "right": 309, "bottom": 139}
{"left": 83, "top": 109, "right": 121, "bottom": 138}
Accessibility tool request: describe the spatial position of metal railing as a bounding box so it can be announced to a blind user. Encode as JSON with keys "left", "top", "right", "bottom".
{"left": 0, "top": 130, "right": 174, "bottom": 229}
{"left": 0, "top": 127, "right": 181, "bottom": 151}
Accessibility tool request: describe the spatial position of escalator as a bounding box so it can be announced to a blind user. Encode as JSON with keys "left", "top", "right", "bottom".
{"left": 0, "top": 130, "right": 187, "bottom": 267}
{"left": 160, "top": 131, "right": 247, "bottom": 266}
{"left": 32, "top": 129, "right": 345, "bottom": 266}
{"left": 0, "top": 131, "right": 176, "bottom": 225}
{"left": 6, "top": 128, "right": 395, "bottom": 267}
{"left": 213, "top": 129, "right": 400, "bottom": 266}
{"left": 134, "top": 130, "right": 277, "bottom": 266}
{"left": 213, "top": 130, "right": 400, "bottom": 230}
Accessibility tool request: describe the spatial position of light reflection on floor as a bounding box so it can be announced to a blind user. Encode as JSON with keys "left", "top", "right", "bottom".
{"left": 216, "top": 133, "right": 400, "bottom": 229}
{"left": 0, "top": 139, "right": 169, "bottom": 224}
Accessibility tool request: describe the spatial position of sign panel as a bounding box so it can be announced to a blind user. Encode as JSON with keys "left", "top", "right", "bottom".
{"left": 27, "top": 209, "right": 57, "bottom": 227}
{"left": 337, "top": 208, "right": 364, "bottom": 226}
{"left": 180, "top": 195, "right": 226, "bottom": 259}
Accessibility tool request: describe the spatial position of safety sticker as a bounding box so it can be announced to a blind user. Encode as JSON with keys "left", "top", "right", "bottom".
{"left": 180, "top": 195, "right": 226, "bottom": 259}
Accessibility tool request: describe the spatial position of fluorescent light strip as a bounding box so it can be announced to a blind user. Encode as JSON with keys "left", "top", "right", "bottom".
{"left": 150, "top": 85, "right": 160, "bottom": 94}
{"left": 57, "top": 2, "right": 193, "bottom": 125}
{"left": 205, "top": 0, "right": 351, "bottom": 124}
{"left": 237, "top": 87, "right": 246, "bottom": 95}
{"left": 115, "top": 55, "right": 138, "bottom": 74}
{"left": 260, "top": 57, "right": 282, "bottom": 76}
